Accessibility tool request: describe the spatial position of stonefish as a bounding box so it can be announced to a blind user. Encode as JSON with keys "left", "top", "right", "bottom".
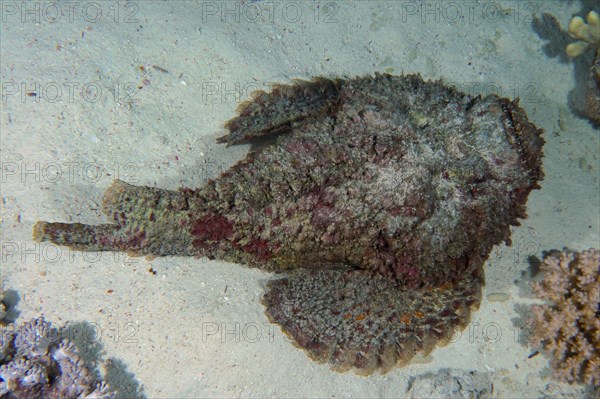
{"left": 34, "top": 74, "right": 543, "bottom": 375}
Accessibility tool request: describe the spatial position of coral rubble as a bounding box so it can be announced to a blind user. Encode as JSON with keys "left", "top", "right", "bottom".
{"left": 0, "top": 317, "right": 114, "bottom": 399}
{"left": 531, "top": 249, "right": 599, "bottom": 385}
{"left": 405, "top": 369, "right": 495, "bottom": 399}
{"left": 33, "top": 74, "right": 544, "bottom": 374}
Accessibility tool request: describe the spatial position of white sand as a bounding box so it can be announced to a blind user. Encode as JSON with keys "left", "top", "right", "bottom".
{"left": 1, "top": 1, "right": 598, "bottom": 398}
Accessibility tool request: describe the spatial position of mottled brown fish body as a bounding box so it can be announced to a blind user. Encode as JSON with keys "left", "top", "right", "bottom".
{"left": 34, "top": 74, "right": 543, "bottom": 374}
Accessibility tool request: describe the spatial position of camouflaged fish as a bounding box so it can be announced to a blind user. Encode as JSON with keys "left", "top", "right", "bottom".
{"left": 34, "top": 74, "right": 544, "bottom": 375}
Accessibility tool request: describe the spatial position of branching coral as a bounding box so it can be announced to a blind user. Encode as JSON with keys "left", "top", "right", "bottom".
{"left": 530, "top": 249, "right": 599, "bottom": 385}
{"left": 0, "top": 317, "right": 115, "bottom": 399}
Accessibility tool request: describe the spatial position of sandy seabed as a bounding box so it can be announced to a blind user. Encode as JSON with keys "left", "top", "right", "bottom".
{"left": 1, "top": 1, "right": 598, "bottom": 398}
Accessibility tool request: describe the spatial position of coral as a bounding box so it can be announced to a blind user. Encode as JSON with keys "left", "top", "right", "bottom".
{"left": 34, "top": 74, "right": 544, "bottom": 374}
{"left": 530, "top": 249, "right": 600, "bottom": 385}
{"left": 0, "top": 293, "right": 6, "bottom": 325}
{"left": 565, "top": 10, "right": 600, "bottom": 125}
{"left": 565, "top": 11, "right": 599, "bottom": 58}
{"left": 0, "top": 317, "right": 115, "bottom": 399}
{"left": 584, "top": 53, "right": 600, "bottom": 124}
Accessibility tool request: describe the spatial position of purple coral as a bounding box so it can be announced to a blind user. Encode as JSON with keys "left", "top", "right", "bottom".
{"left": 13, "top": 316, "right": 58, "bottom": 358}
{"left": 531, "top": 249, "right": 599, "bottom": 385}
{"left": 0, "top": 317, "right": 115, "bottom": 399}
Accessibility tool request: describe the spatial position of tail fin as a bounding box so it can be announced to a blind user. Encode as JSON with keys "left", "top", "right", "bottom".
{"left": 33, "top": 221, "right": 121, "bottom": 252}
{"left": 33, "top": 180, "right": 196, "bottom": 256}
